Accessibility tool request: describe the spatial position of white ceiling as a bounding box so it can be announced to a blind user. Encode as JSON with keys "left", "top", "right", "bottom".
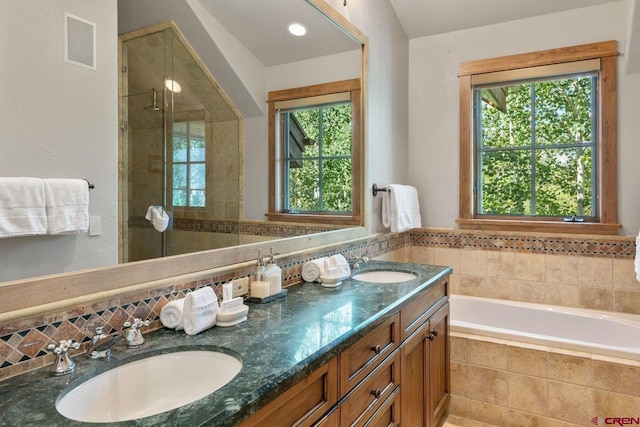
{"left": 388, "top": 0, "right": 622, "bottom": 39}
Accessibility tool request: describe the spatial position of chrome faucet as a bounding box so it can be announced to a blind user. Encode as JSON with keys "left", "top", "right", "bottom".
{"left": 47, "top": 339, "right": 80, "bottom": 376}
{"left": 123, "top": 318, "right": 150, "bottom": 348}
{"left": 87, "top": 327, "right": 123, "bottom": 360}
{"left": 349, "top": 256, "right": 369, "bottom": 270}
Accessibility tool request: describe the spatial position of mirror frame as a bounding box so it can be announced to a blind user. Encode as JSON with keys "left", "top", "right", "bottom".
{"left": 0, "top": 0, "right": 368, "bottom": 324}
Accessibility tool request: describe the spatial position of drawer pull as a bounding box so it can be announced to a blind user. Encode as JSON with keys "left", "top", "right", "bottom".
{"left": 370, "top": 345, "right": 382, "bottom": 355}
{"left": 432, "top": 330, "right": 438, "bottom": 337}
{"left": 428, "top": 333, "right": 436, "bottom": 341}
{"left": 371, "top": 388, "right": 382, "bottom": 399}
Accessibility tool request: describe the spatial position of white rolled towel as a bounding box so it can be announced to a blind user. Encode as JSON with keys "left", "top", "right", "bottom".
{"left": 160, "top": 298, "right": 185, "bottom": 330}
{"left": 183, "top": 287, "right": 218, "bottom": 336}
{"left": 329, "top": 254, "right": 351, "bottom": 280}
{"left": 302, "top": 257, "right": 328, "bottom": 282}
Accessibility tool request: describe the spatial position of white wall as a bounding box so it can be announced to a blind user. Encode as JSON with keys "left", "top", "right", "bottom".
{"left": 408, "top": 1, "right": 640, "bottom": 236}
{"left": 0, "top": 0, "right": 118, "bottom": 282}
{"left": 323, "top": 0, "right": 410, "bottom": 233}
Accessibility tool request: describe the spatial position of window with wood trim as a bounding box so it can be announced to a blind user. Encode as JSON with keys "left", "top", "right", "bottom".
{"left": 267, "top": 79, "right": 362, "bottom": 225}
{"left": 457, "top": 41, "right": 620, "bottom": 235}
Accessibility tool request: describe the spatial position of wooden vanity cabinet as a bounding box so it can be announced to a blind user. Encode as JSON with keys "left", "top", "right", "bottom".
{"left": 240, "top": 276, "right": 450, "bottom": 427}
{"left": 400, "top": 296, "right": 450, "bottom": 427}
{"left": 238, "top": 358, "right": 338, "bottom": 427}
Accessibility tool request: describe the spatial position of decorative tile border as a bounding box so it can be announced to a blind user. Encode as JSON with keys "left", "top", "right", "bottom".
{"left": 410, "top": 228, "right": 636, "bottom": 259}
{"left": 0, "top": 233, "right": 406, "bottom": 380}
{"left": 5, "top": 228, "right": 631, "bottom": 380}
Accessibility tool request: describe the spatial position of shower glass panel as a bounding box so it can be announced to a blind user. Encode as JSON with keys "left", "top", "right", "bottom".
{"left": 120, "top": 25, "right": 241, "bottom": 263}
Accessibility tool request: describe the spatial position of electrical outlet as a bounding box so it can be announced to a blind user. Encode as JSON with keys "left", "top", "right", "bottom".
{"left": 231, "top": 277, "right": 250, "bottom": 297}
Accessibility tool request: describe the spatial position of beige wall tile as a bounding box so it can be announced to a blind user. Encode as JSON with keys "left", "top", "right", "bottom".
{"left": 508, "top": 373, "right": 548, "bottom": 415}
{"left": 514, "top": 281, "right": 547, "bottom": 304}
{"left": 542, "top": 284, "right": 580, "bottom": 308}
{"left": 445, "top": 414, "right": 496, "bottom": 427}
{"left": 594, "top": 390, "right": 640, "bottom": 416}
{"left": 410, "top": 246, "right": 435, "bottom": 265}
{"left": 545, "top": 255, "right": 578, "bottom": 285}
{"left": 451, "top": 361, "right": 470, "bottom": 397}
{"left": 577, "top": 257, "right": 613, "bottom": 288}
{"left": 434, "top": 247, "right": 461, "bottom": 272}
{"left": 451, "top": 336, "right": 469, "bottom": 362}
{"left": 505, "top": 410, "right": 551, "bottom": 427}
{"left": 594, "top": 360, "right": 640, "bottom": 397}
{"left": 547, "top": 381, "right": 593, "bottom": 424}
{"left": 548, "top": 353, "right": 593, "bottom": 386}
{"left": 487, "top": 252, "right": 516, "bottom": 279}
{"left": 507, "top": 346, "right": 548, "bottom": 378}
{"left": 515, "top": 253, "right": 546, "bottom": 282}
{"left": 613, "top": 259, "right": 638, "bottom": 291}
{"left": 459, "top": 276, "right": 517, "bottom": 300}
{"left": 614, "top": 290, "right": 640, "bottom": 315}
{"left": 469, "top": 366, "right": 509, "bottom": 406}
{"left": 469, "top": 340, "right": 508, "bottom": 370}
{"left": 459, "top": 249, "right": 487, "bottom": 277}
{"left": 579, "top": 288, "right": 614, "bottom": 311}
{"left": 467, "top": 400, "right": 509, "bottom": 426}
{"left": 449, "top": 395, "right": 472, "bottom": 419}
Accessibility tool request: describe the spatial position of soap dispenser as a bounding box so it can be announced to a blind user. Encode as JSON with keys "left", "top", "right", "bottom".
{"left": 266, "top": 246, "right": 282, "bottom": 296}
{"left": 251, "top": 249, "right": 270, "bottom": 299}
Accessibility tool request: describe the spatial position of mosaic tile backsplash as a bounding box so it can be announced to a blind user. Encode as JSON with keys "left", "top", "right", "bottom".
{"left": 0, "top": 229, "right": 636, "bottom": 380}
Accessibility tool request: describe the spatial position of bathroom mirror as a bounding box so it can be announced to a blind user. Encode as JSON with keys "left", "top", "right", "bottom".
{"left": 0, "top": 0, "right": 367, "bottom": 317}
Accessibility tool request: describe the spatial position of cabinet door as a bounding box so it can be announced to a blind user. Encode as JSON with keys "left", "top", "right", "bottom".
{"left": 428, "top": 303, "right": 449, "bottom": 427}
{"left": 239, "top": 358, "right": 338, "bottom": 427}
{"left": 399, "top": 319, "right": 430, "bottom": 427}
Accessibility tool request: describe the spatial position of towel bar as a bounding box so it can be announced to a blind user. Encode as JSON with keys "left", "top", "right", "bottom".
{"left": 84, "top": 179, "right": 95, "bottom": 190}
{"left": 372, "top": 183, "right": 390, "bottom": 197}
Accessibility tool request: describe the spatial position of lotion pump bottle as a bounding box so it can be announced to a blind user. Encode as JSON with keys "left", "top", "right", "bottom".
{"left": 251, "top": 249, "right": 270, "bottom": 299}
{"left": 266, "top": 246, "right": 282, "bottom": 295}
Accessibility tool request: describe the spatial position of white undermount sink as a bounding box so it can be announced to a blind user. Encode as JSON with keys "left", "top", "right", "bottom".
{"left": 351, "top": 270, "right": 418, "bottom": 283}
{"left": 56, "top": 350, "right": 242, "bottom": 423}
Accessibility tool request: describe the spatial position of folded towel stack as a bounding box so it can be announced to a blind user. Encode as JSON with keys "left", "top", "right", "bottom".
{"left": 382, "top": 184, "right": 421, "bottom": 233}
{"left": 159, "top": 299, "right": 185, "bottom": 330}
{"left": 302, "top": 257, "right": 329, "bottom": 282}
{"left": 183, "top": 287, "right": 219, "bottom": 336}
{"left": 0, "top": 177, "right": 47, "bottom": 238}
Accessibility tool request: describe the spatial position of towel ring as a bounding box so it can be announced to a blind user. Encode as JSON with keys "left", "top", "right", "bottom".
{"left": 372, "top": 183, "right": 390, "bottom": 197}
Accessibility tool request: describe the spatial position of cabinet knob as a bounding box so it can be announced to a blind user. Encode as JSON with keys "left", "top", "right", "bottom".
{"left": 370, "top": 388, "right": 382, "bottom": 399}
{"left": 370, "top": 344, "right": 382, "bottom": 355}
{"left": 432, "top": 330, "right": 438, "bottom": 337}
{"left": 428, "top": 333, "right": 436, "bottom": 341}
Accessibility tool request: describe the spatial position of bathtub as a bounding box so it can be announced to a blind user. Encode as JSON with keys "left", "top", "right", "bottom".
{"left": 449, "top": 295, "right": 640, "bottom": 360}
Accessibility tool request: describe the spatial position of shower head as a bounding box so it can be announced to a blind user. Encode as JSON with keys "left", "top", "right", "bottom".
{"left": 143, "top": 88, "right": 163, "bottom": 112}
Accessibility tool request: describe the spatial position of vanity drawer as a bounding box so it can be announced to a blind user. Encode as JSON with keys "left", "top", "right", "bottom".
{"left": 362, "top": 385, "right": 400, "bottom": 427}
{"left": 339, "top": 349, "right": 400, "bottom": 426}
{"left": 400, "top": 278, "right": 447, "bottom": 341}
{"left": 339, "top": 314, "right": 399, "bottom": 396}
{"left": 240, "top": 357, "right": 338, "bottom": 427}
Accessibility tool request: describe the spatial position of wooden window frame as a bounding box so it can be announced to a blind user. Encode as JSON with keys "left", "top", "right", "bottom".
{"left": 267, "top": 79, "right": 362, "bottom": 225}
{"left": 457, "top": 41, "right": 620, "bottom": 235}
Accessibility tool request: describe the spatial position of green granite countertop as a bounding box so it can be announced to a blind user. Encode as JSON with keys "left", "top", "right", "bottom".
{"left": 0, "top": 261, "right": 451, "bottom": 427}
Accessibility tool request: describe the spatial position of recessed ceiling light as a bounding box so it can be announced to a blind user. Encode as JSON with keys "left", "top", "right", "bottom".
{"left": 165, "top": 78, "right": 181, "bottom": 93}
{"left": 288, "top": 22, "right": 307, "bottom": 37}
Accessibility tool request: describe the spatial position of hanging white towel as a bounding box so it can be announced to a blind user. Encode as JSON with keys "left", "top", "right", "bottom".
{"left": 43, "top": 179, "right": 89, "bottom": 234}
{"left": 382, "top": 184, "right": 422, "bottom": 233}
{"left": 301, "top": 257, "right": 329, "bottom": 282}
{"left": 145, "top": 206, "right": 169, "bottom": 232}
{"left": 183, "top": 287, "right": 218, "bottom": 336}
{"left": 0, "top": 177, "right": 48, "bottom": 238}
{"left": 160, "top": 298, "right": 185, "bottom": 330}
{"left": 635, "top": 230, "right": 640, "bottom": 282}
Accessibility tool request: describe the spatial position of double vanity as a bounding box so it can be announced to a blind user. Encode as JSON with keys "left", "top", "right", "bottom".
{"left": 0, "top": 261, "right": 451, "bottom": 426}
